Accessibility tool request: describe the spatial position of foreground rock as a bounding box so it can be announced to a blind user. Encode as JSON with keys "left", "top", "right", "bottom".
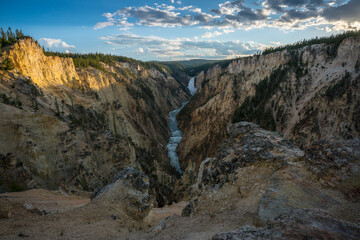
{"left": 180, "top": 122, "right": 360, "bottom": 238}
{"left": 305, "top": 138, "right": 360, "bottom": 200}
{"left": 91, "top": 167, "right": 154, "bottom": 221}
{"left": 213, "top": 209, "right": 360, "bottom": 240}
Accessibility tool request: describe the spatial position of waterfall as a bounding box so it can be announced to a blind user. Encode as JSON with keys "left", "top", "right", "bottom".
{"left": 187, "top": 77, "right": 197, "bottom": 95}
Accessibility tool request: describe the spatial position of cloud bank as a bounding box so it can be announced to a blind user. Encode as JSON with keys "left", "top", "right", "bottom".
{"left": 101, "top": 33, "right": 269, "bottom": 59}
{"left": 95, "top": 0, "right": 360, "bottom": 60}
{"left": 94, "top": 0, "right": 360, "bottom": 31}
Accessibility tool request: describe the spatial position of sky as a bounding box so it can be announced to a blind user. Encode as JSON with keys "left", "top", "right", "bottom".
{"left": 1, "top": 0, "right": 359, "bottom": 61}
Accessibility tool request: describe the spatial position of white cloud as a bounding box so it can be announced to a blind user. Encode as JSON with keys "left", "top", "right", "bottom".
{"left": 103, "top": 12, "right": 114, "bottom": 18}
{"left": 218, "top": 1, "right": 241, "bottom": 15}
{"left": 202, "top": 31, "right": 223, "bottom": 38}
{"left": 223, "top": 29, "right": 234, "bottom": 34}
{"left": 39, "top": 38, "right": 75, "bottom": 49}
{"left": 326, "top": 26, "right": 333, "bottom": 32}
{"left": 94, "top": 21, "right": 114, "bottom": 30}
{"left": 137, "top": 48, "right": 144, "bottom": 54}
{"left": 177, "top": 1, "right": 182, "bottom": 4}
{"left": 190, "top": 8, "right": 202, "bottom": 13}
{"left": 171, "top": 0, "right": 174, "bottom": 3}
{"left": 201, "top": 29, "right": 235, "bottom": 39}
{"left": 100, "top": 33, "right": 271, "bottom": 60}
{"left": 178, "top": 6, "right": 193, "bottom": 10}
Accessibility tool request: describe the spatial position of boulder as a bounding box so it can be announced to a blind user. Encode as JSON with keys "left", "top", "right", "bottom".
{"left": 91, "top": 167, "right": 154, "bottom": 221}
{"left": 213, "top": 209, "right": 360, "bottom": 240}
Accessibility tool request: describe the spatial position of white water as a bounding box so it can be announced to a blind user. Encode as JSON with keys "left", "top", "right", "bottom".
{"left": 187, "top": 77, "right": 198, "bottom": 95}
{"left": 167, "top": 77, "right": 197, "bottom": 174}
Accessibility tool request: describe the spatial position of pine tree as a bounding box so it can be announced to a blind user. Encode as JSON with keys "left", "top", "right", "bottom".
{"left": 15, "top": 29, "right": 24, "bottom": 40}
{"left": 0, "top": 28, "right": 5, "bottom": 43}
{"left": 54, "top": 97, "right": 60, "bottom": 117}
{"left": 6, "top": 27, "right": 15, "bottom": 43}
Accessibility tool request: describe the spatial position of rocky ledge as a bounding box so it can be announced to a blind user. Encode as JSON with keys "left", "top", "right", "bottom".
{"left": 213, "top": 209, "right": 360, "bottom": 240}
{"left": 91, "top": 167, "right": 154, "bottom": 221}
{"left": 180, "top": 122, "right": 360, "bottom": 239}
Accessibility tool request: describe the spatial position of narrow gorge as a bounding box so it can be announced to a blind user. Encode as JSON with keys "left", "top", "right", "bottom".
{"left": 167, "top": 76, "right": 197, "bottom": 175}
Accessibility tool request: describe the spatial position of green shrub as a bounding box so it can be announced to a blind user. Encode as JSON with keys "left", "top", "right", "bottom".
{"left": 325, "top": 71, "right": 351, "bottom": 101}
{"left": 15, "top": 96, "right": 22, "bottom": 108}
{"left": 0, "top": 57, "right": 15, "bottom": 70}
{"left": 9, "top": 182, "right": 24, "bottom": 192}
{"left": 1, "top": 93, "right": 10, "bottom": 104}
{"left": 54, "top": 97, "right": 61, "bottom": 117}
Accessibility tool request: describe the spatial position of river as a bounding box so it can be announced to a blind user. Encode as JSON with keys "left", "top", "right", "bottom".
{"left": 167, "top": 77, "right": 197, "bottom": 175}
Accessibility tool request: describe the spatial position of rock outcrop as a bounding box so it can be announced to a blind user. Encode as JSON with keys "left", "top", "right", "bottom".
{"left": 213, "top": 209, "right": 360, "bottom": 240}
{"left": 178, "top": 36, "right": 360, "bottom": 184}
{"left": 91, "top": 167, "right": 154, "bottom": 221}
{"left": 305, "top": 138, "right": 360, "bottom": 200}
{"left": 179, "top": 122, "right": 360, "bottom": 238}
{"left": 0, "top": 38, "right": 189, "bottom": 205}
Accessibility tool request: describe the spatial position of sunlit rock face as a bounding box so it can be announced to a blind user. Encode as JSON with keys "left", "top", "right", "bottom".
{"left": 0, "top": 38, "right": 189, "bottom": 203}
{"left": 178, "top": 36, "right": 360, "bottom": 185}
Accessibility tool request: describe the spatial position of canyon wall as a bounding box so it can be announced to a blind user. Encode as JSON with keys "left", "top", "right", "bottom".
{"left": 0, "top": 38, "right": 189, "bottom": 205}
{"left": 178, "top": 36, "right": 360, "bottom": 184}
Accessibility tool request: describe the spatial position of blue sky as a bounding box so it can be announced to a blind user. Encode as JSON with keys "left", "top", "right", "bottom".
{"left": 1, "top": 0, "right": 359, "bottom": 61}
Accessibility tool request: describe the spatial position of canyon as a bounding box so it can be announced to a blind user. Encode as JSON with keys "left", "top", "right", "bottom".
{"left": 0, "top": 34, "right": 359, "bottom": 239}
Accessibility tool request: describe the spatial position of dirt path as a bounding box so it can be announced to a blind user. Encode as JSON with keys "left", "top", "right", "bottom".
{"left": 0, "top": 189, "right": 193, "bottom": 239}
{"left": 0, "top": 189, "right": 90, "bottom": 214}
{"left": 144, "top": 201, "right": 187, "bottom": 227}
